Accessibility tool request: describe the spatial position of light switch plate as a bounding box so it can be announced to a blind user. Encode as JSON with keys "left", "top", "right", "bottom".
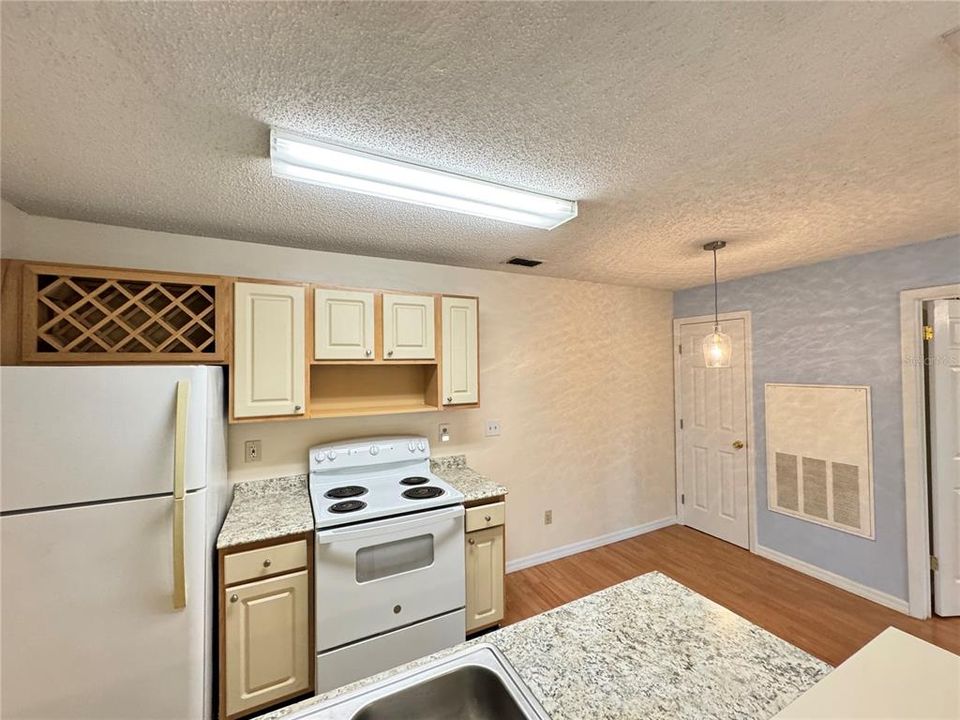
{"left": 485, "top": 420, "right": 501, "bottom": 437}
{"left": 244, "top": 439, "right": 262, "bottom": 463}
{"left": 438, "top": 423, "right": 450, "bottom": 442}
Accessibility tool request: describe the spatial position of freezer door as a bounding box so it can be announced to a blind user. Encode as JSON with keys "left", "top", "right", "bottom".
{"left": 0, "top": 366, "right": 210, "bottom": 512}
{"left": 0, "top": 491, "right": 209, "bottom": 720}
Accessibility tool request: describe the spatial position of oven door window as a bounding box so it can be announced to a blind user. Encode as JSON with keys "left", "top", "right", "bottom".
{"left": 355, "top": 533, "right": 435, "bottom": 583}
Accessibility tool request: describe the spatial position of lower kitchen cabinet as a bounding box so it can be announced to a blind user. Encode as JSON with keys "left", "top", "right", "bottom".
{"left": 220, "top": 536, "right": 314, "bottom": 720}
{"left": 465, "top": 502, "right": 505, "bottom": 634}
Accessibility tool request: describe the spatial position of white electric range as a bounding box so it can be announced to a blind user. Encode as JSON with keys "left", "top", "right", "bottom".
{"left": 308, "top": 436, "right": 466, "bottom": 693}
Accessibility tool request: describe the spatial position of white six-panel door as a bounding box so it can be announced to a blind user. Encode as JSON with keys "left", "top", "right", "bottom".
{"left": 314, "top": 289, "right": 375, "bottom": 360}
{"left": 677, "top": 317, "right": 750, "bottom": 549}
{"left": 442, "top": 296, "right": 478, "bottom": 405}
{"left": 930, "top": 299, "right": 960, "bottom": 616}
{"left": 233, "top": 282, "right": 305, "bottom": 418}
{"left": 382, "top": 293, "right": 435, "bottom": 360}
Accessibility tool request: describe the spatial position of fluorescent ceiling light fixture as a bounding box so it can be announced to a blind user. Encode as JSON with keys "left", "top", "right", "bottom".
{"left": 270, "top": 128, "right": 578, "bottom": 230}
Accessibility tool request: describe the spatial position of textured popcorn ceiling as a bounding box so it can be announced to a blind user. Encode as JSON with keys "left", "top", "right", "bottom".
{"left": 1, "top": 2, "right": 958, "bottom": 289}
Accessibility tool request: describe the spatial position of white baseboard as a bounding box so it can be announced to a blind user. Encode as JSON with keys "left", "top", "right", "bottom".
{"left": 505, "top": 516, "right": 677, "bottom": 574}
{"left": 754, "top": 544, "right": 910, "bottom": 615}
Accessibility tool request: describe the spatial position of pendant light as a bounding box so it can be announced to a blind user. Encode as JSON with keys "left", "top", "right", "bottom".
{"left": 702, "top": 241, "right": 732, "bottom": 368}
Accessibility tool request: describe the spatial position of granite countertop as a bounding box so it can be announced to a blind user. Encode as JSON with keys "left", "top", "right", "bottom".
{"left": 258, "top": 571, "right": 831, "bottom": 720}
{"left": 217, "top": 457, "right": 505, "bottom": 549}
{"left": 216, "top": 475, "right": 315, "bottom": 549}
{"left": 431, "top": 454, "right": 508, "bottom": 502}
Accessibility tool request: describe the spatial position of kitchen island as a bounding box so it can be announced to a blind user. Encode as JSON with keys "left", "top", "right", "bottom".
{"left": 258, "top": 571, "right": 830, "bottom": 720}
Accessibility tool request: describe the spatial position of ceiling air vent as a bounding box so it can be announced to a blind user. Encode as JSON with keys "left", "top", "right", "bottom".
{"left": 505, "top": 257, "right": 543, "bottom": 268}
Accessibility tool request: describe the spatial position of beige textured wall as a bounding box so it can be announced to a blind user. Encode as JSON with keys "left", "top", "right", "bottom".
{"left": 1, "top": 201, "right": 677, "bottom": 562}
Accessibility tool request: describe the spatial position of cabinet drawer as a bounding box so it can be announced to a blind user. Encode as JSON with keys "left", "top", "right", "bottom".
{"left": 224, "top": 539, "right": 307, "bottom": 586}
{"left": 465, "top": 502, "right": 505, "bottom": 532}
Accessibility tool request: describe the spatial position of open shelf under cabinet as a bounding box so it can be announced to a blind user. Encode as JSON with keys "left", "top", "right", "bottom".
{"left": 308, "top": 363, "right": 440, "bottom": 419}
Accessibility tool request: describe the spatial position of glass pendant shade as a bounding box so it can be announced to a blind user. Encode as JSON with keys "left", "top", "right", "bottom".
{"left": 702, "top": 326, "right": 732, "bottom": 368}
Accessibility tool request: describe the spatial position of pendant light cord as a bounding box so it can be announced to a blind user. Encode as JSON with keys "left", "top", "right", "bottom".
{"left": 713, "top": 248, "right": 719, "bottom": 331}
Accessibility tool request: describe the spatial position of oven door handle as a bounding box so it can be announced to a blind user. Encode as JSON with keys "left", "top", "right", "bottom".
{"left": 316, "top": 504, "right": 464, "bottom": 544}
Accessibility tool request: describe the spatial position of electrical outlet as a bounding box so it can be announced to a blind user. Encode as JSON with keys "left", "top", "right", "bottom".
{"left": 544, "top": 510, "right": 553, "bottom": 525}
{"left": 485, "top": 420, "right": 501, "bottom": 437}
{"left": 438, "top": 423, "right": 450, "bottom": 442}
{"left": 244, "top": 440, "right": 262, "bottom": 463}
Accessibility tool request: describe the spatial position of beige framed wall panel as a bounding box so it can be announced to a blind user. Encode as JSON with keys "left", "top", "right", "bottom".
{"left": 441, "top": 295, "right": 479, "bottom": 406}
{"left": 465, "top": 525, "right": 505, "bottom": 633}
{"left": 382, "top": 293, "right": 436, "bottom": 360}
{"left": 314, "top": 288, "right": 375, "bottom": 361}
{"left": 765, "top": 383, "right": 875, "bottom": 539}
{"left": 223, "top": 570, "right": 310, "bottom": 718}
{"left": 233, "top": 281, "right": 306, "bottom": 419}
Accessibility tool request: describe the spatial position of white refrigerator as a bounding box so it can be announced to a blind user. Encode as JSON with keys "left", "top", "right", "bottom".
{"left": 0, "top": 365, "right": 229, "bottom": 720}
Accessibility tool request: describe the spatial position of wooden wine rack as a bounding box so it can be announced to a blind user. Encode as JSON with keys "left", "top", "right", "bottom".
{"left": 18, "top": 263, "right": 229, "bottom": 363}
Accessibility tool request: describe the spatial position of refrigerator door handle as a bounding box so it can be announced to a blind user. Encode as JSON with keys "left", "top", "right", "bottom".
{"left": 172, "top": 379, "right": 190, "bottom": 609}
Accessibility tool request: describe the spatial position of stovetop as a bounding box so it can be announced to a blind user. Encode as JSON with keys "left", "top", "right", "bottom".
{"left": 308, "top": 436, "right": 465, "bottom": 529}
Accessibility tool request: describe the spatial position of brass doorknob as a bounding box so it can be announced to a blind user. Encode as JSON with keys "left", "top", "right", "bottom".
{"left": 732, "top": 440, "right": 744, "bottom": 450}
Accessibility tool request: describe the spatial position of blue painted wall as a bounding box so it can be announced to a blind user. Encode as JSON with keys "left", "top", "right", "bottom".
{"left": 674, "top": 235, "right": 960, "bottom": 600}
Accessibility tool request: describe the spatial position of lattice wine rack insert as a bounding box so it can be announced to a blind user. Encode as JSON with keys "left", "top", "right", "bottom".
{"left": 26, "top": 268, "right": 224, "bottom": 360}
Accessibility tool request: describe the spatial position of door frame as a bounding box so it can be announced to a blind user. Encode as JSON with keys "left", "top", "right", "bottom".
{"left": 673, "top": 310, "right": 757, "bottom": 551}
{"left": 900, "top": 283, "right": 960, "bottom": 619}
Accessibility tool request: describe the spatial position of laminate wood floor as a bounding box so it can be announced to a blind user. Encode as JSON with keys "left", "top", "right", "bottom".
{"left": 503, "top": 524, "right": 960, "bottom": 667}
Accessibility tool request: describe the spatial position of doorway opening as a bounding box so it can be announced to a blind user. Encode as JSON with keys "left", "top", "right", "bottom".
{"left": 901, "top": 284, "right": 960, "bottom": 619}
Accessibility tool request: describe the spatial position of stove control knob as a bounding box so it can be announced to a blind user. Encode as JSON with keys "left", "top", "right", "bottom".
{"left": 417, "top": 440, "right": 426, "bottom": 452}
{"left": 407, "top": 441, "right": 417, "bottom": 452}
{"left": 313, "top": 452, "right": 324, "bottom": 464}
{"left": 369, "top": 444, "right": 379, "bottom": 456}
{"left": 325, "top": 450, "right": 337, "bottom": 461}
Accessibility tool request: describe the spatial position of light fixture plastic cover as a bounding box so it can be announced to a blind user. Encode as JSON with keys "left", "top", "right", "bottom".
{"left": 702, "top": 328, "right": 732, "bottom": 368}
{"left": 270, "top": 128, "right": 578, "bottom": 230}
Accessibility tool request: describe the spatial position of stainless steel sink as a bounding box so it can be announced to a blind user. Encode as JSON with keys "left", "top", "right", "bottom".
{"left": 287, "top": 643, "right": 551, "bottom": 720}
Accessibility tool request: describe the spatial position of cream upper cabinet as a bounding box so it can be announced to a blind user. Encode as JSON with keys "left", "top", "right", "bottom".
{"left": 224, "top": 571, "right": 310, "bottom": 717}
{"left": 441, "top": 296, "right": 478, "bottom": 405}
{"left": 382, "top": 293, "right": 436, "bottom": 360}
{"left": 314, "top": 289, "right": 375, "bottom": 360}
{"left": 233, "top": 282, "right": 305, "bottom": 418}
{"left": 465, "top": 524, "right": 505, "bottom": 633}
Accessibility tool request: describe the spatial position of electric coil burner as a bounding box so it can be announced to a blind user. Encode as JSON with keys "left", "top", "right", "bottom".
{"left": 328, "top": 500, "right": 367, "bottom": 513}
{"left": 399, "top": 476, "right": 429, "bottom": 486}
{"left": 402, "top": 486, "right": 445, "bottom": 500}
{"left": 324, "top": 485, "right": 368, "bottom": 499}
